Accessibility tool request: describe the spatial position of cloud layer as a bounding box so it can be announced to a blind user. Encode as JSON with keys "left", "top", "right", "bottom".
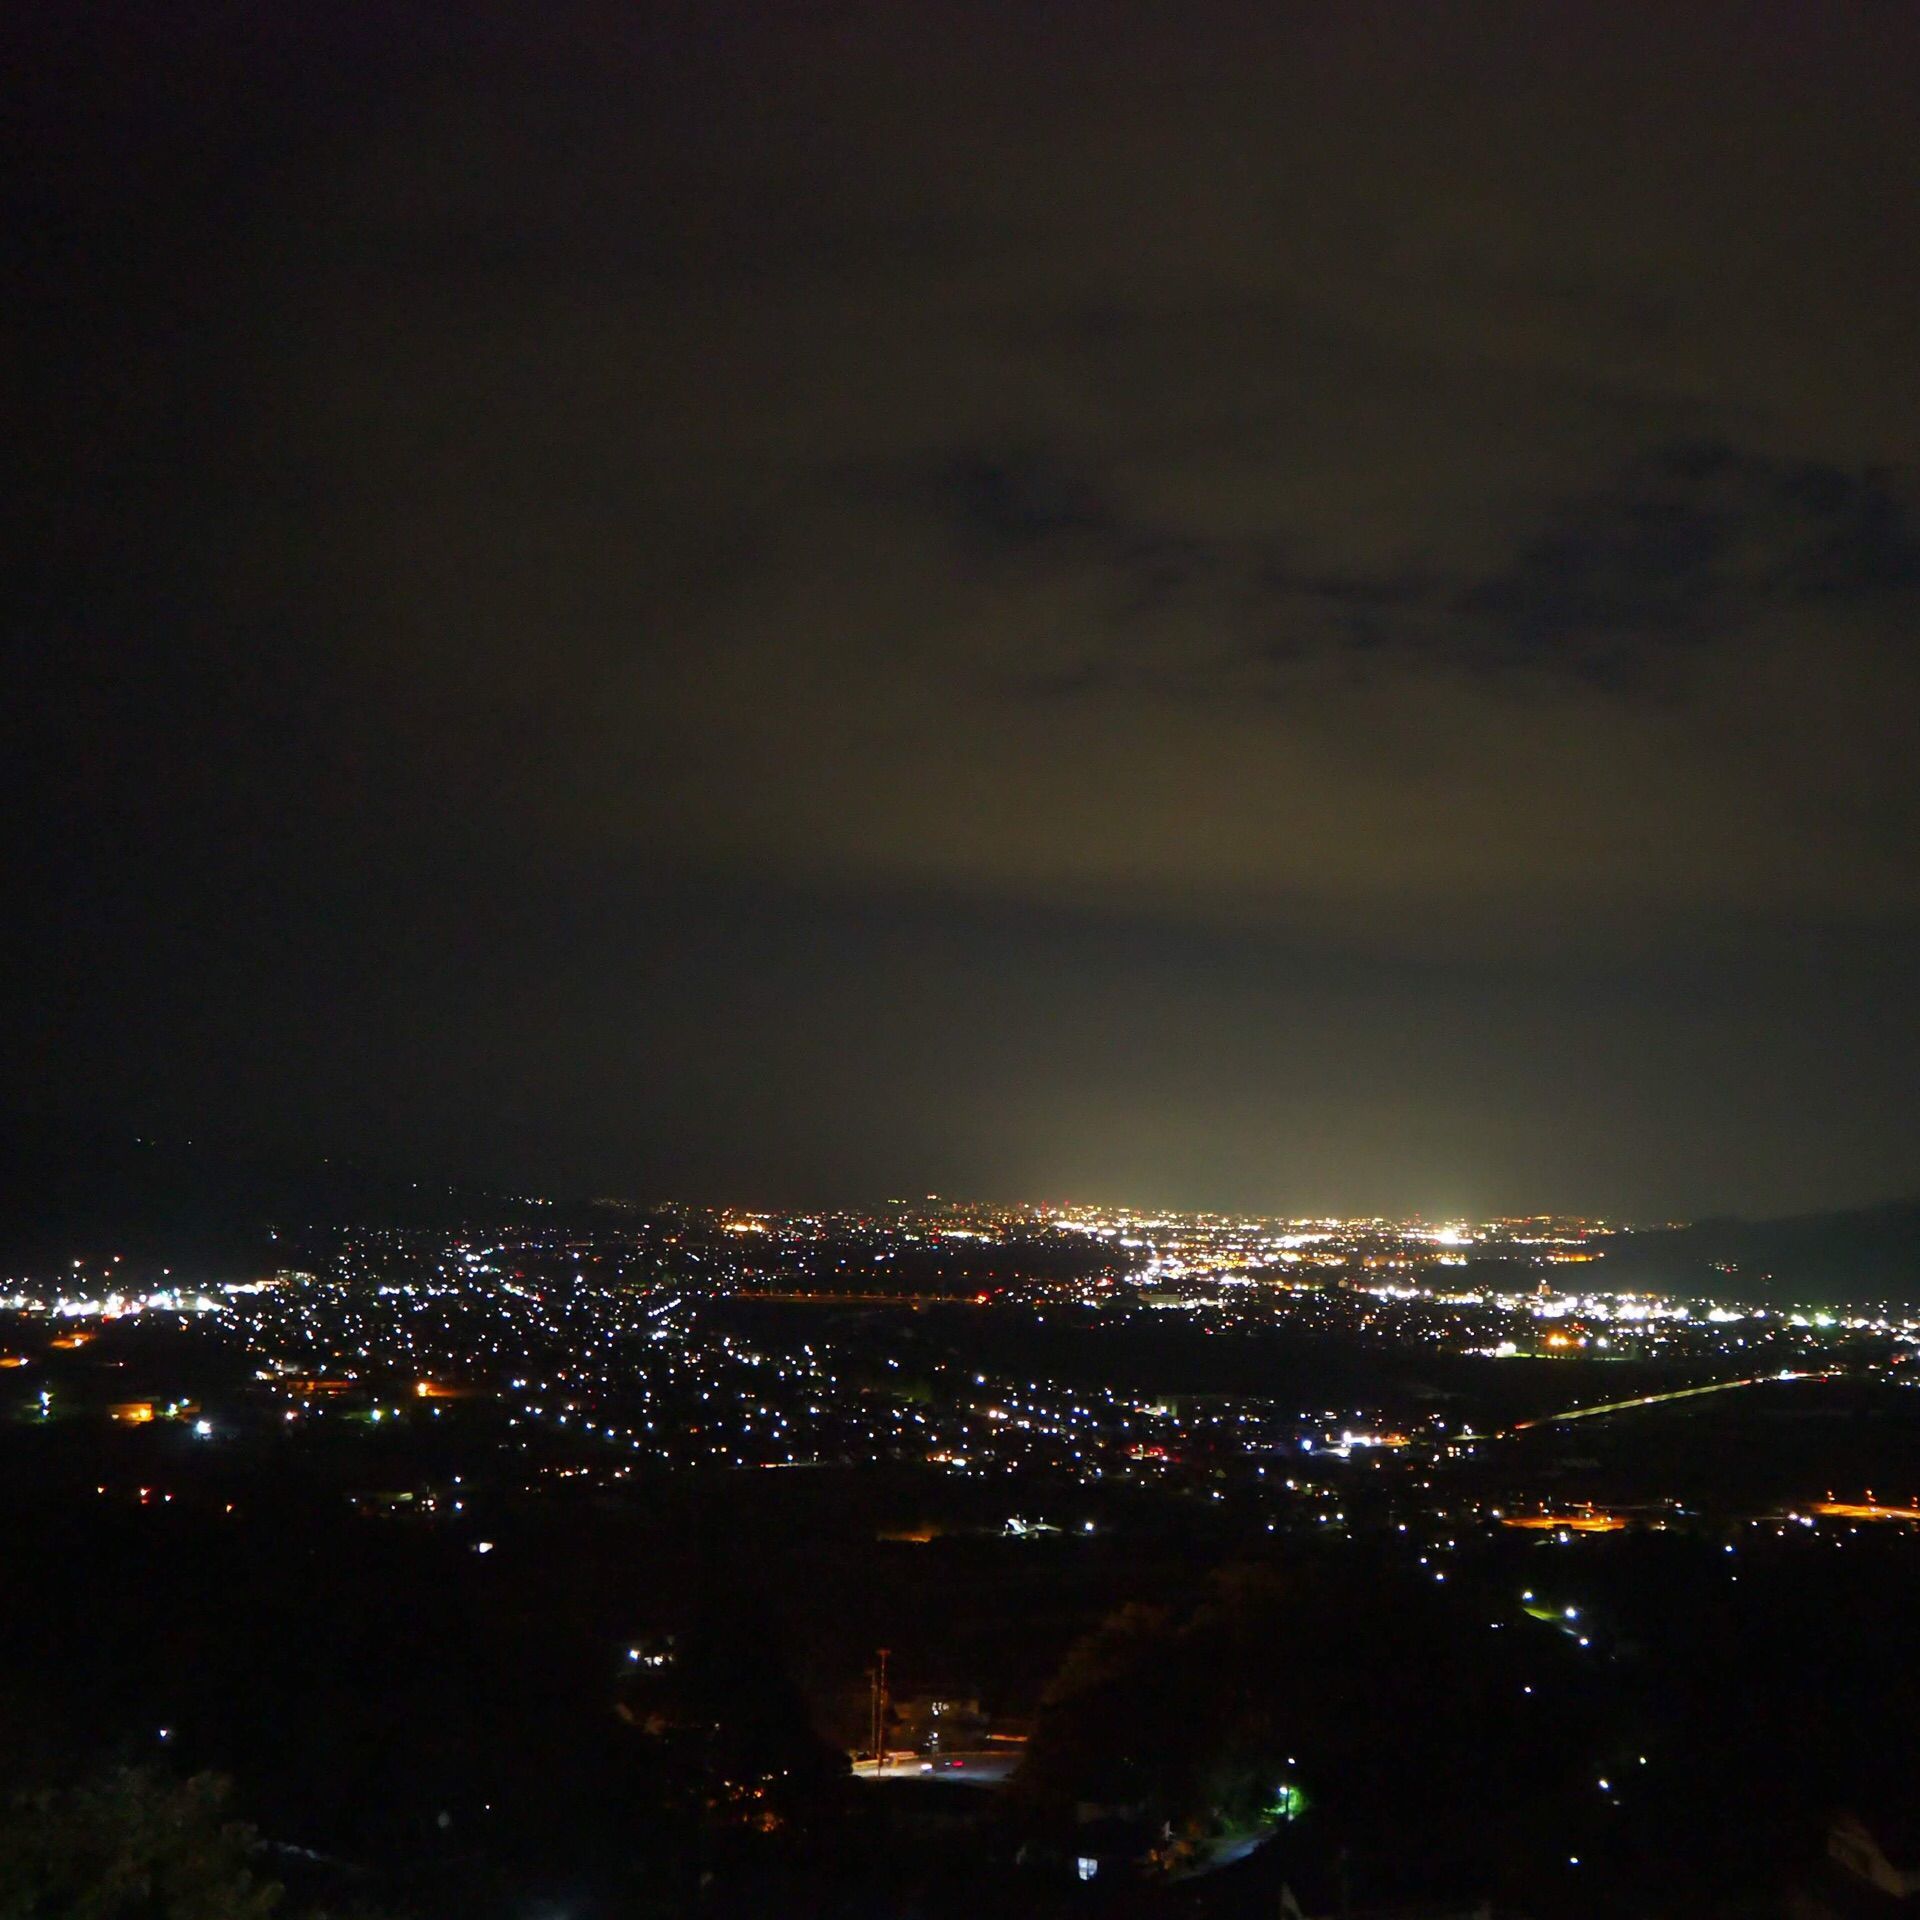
{"left": 8, "top": 1, "right": 1920, "bottom": 1211}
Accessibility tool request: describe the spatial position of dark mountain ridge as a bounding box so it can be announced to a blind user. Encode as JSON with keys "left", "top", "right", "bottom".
{"left": 0, "top": 1122, "right": 569, "bottom": 1275}
{"left": 1598, "top": 1198, "right": 1920, "bottom": 1309}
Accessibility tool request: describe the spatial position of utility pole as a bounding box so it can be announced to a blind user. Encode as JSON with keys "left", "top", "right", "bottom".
{"left": 869, "top": 1647, "right": 891, "bottom": 1773}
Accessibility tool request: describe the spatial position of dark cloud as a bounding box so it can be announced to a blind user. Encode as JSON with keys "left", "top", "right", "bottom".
{"left": 1460, "top": 442, "right": 1920, "bottom": 677}
{"left": 6, "top": 1, "right": 1920, "bottom": 1214}
{"left": 868, "top": 432, "right": 1920, "bottom": 701}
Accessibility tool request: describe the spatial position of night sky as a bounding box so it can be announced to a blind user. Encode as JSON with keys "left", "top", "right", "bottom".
{"left": 8, "top": 3, "right": 1920, "bottom": 1218}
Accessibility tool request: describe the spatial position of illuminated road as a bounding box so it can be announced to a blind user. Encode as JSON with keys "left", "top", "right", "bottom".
{"left": 724, "top": 1290, "right": 986, "bottom": 1308}
{"left": 852, "top": 1750, "right": 1020, "bottom": 1786}
{"left": 1509, "top": 1370, "right": 1816, "bottom": 1433}
{"left": 1811, "top": 1500, "right": 1920, "bottom": 1523}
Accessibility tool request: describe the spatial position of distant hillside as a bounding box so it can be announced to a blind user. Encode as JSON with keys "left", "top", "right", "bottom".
{"left": 1597, "top": 1199, "right": 1920, "bottom": 1309}
{"left": 0, "top": 1122, "right": 570, "bottom": 1275}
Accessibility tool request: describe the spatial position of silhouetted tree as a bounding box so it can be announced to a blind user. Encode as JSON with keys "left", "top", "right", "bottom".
{"left": 0, "top": 1767, "right": 281, "bottom": 1920}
